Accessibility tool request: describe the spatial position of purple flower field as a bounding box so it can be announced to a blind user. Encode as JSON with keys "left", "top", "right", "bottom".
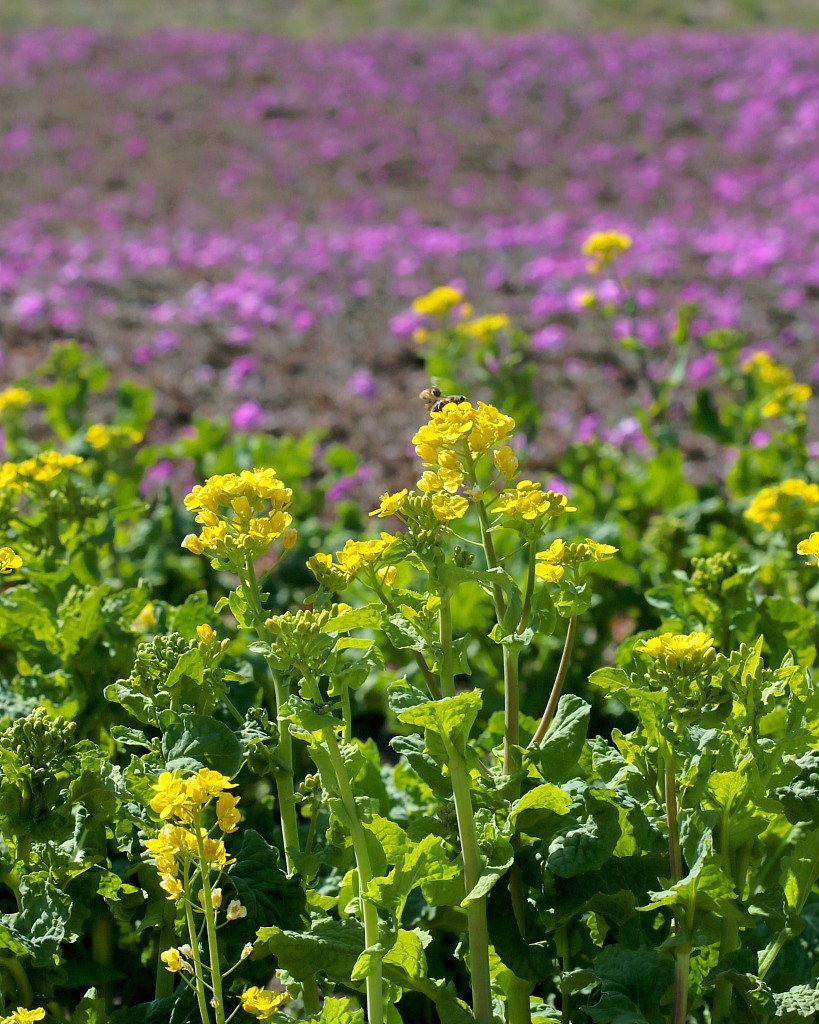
{"left": 1, "top": 28, "right": 818, "bottom": 489}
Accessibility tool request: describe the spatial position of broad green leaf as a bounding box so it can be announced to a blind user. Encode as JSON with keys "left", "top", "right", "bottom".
{"left": 511, "top": 784, "right": 573, "bottom": 833}
{"left": 227, "top": 831, "right": 307, "bottom": 947}
{"left": 325, "top": 603, "right": 384, "bottom": 632}
{"left": 583, "top": 946, "right": 673, "bottom": 1024}
{"left": 161, "top": 712, "right": 242, "bottom": 776}
{"left": 394, "top": 687, "right": 483, "bottom": 753}
{"left": 547, "top": 798, "right": 621, "bottom": 877}
{"left": 255, "top": 919, "right": 365, "bottom": 982}
{"left": 532, "top": 694, "right": 590, "bottom": 783}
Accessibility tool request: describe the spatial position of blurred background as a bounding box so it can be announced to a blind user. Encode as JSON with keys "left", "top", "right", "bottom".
{"left": 1, "top": 0, "right": 818, "bottom": 502}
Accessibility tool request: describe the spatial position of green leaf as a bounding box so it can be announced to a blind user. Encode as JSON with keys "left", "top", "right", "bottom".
{"left": 583, "top": 946, "right": 673, "bottom": 1024}
{"left": 304, "top": 997, "right": 365, "bottom": 1024}
{"left": 255, "top": 919, "right": 365, "bottom": 982}
{"left": 394, "top": 687, "right": 483, "bottom": 753}
{"left": 227, "top": 831, "right": 307, "bottom": 946}
{"left": 325, "top": 604, "right": 384, "bottom": 633}
{"left": 547, "top": 798, "right": 621, "bottom": 878}
{"left": 161, "top": 713, "right": 242, "bottom": 776}
{"left": 0, "top": 876, "right": 75, "bottom": 966}
{"left": 511, "top": 784, "right": 573, "bottom": 833}
{"left": 532, "top": 694, "right": 590, "bottom": 783}
{"left": 282, "top": 694, "right": 341, "bottom": 734}
{"left": 73, "top": 988, "right": 108, "bottom": 1024}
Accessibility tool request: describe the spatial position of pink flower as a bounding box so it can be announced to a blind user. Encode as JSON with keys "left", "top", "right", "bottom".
{"left": 347, "top": 368, "right": 376, "bottom": 397}
{"left": 231, "top": 400, "right": 268, "bottom": 431}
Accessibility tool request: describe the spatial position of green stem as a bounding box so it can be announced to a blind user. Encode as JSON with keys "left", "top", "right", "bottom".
{"left": 369, "top": 570, "right": 441, "bottom": 699}
{"left": 0, "top": 955, "right": 34, "bottom": 1007}
{"left": 439, "top": 594, "right": 493, "bottom": 1024}
{"left": 712, "top": 826, "right": 750, "bottom": 1023}
{"left": 194, "top": 829, "right": 226, "bottom": 1024}
{"left": 183, "top": 888, "right": 213, "bottom": 1024}
{"left": 517, "top": 540, "right": 537, "bottom": 633}
{"left": 323, "top": 729, "right": 384, "bottom": 1024}
{"left": 528, "top": 616, "right": 578, "bottom": 747}
{"left": 664, "top": 749, "right": 689, "bottom": 1024}
{"left": 557, "top": 925, "right": 571, "bottom": 1024}
{"left": 503, "top": 645, "right": 520, "bottom": 775}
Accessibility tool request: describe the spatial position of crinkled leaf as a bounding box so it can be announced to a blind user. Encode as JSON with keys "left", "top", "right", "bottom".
{"left": 532, "top": 694, "right": 590, "bottom": 784}
{"left": 161, "top": 712, "right": 242, "bottom": 776}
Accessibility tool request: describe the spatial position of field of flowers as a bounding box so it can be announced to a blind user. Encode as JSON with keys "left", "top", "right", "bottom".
{"left": 3, "top": 30, "right": 819, "bottom": 497}
{"left": 5, "top": 21, "right": 819, "bottom": 1024}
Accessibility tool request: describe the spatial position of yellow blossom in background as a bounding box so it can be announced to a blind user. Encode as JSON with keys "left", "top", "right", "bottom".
{"left": 0, "top": 387, "right": 32, "bottom": 414}
{"left": 85, "top": 423, "right": 143, "bottom": 449}
{"left": 460, "top": 313, "right": 510, "bottom": 341}
{"left": 241, "top": 987, "right": 291, "bottom": 1021}
{"left": 582, "top": 230, "right": 632, "bottom": 272}
{"left": 334, "top": 534, "right": 397, "bottom": 576}
{"left": 370, "top": 489, "right": 409, "bottom": 517}
{"left": 797, "top": 533, "right": 819, "bottom": 563}
{"left": 160, "top": 948, "right": 189, "bottom": 973}
{"left": 412, "top": 327, "right": 429, "bottom": 344}
{"left": 0, "top": 547, "right": 23, "bottom": 574}
{"left": 132, "top": 602, "right": 157, "bottom": 630}
{"left": 1, "top": 1010, "right": 46, "bottom": 1024}
{"left": 745, "top": 479, "right": 819, "bottom": 530}
{"left": 495, "top": 481, "right": 576, "bottom": 522}
{"left": 741, "top": 351, "right": 794, "bottom": 388}
{"left": 761, "top": 383, "right": 812, "bottom": 417}
{"left": 282, "top": 528, "right": 298, "bottom": 550}
{"left": 493, "top": 446, "right": 519, "bottom": 479}
{"left": 431, "top": 493, "right": 469, "bottom": 521}
{"left": 0, "top": 451, "right": 83, "bottom": 491}
{"left": 411, "top": 285, "right": 464, "bottom": 317}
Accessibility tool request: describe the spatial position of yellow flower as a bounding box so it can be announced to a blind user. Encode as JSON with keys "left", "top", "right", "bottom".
{"left": 412, "top": 327, "right": 429, "bottom": 344}
{"left": 202, "top": 836, "right": 234, "bottom": 868}
{"left": 282, "top": 528, "right": 298, "bottom": 550}
{"left": 159, "top": 875, "right": 184, "bottom": 900}
{"left": 636, "top": 631, "right": 715, "bottom": 664}
{"left": 377, "top": 565, "right": 398, "bottom": 586}
{"left": 417, "top": 469, "right": 464, "bottom": 493}
{"left": 0, "top": 387, "right": 32, "bottom": 414}
{"left": 581, "top": 230, "right": 632, "bottom": 272}
{"left": 430, "top": 493, "right": 469, "bottom": 521}
{"left": 194, "top": 768, "right": 237, "bottom": 797}
{"left": 0, "top": 547, "right": 23, "bottom": 574}
{"left": 496, "top": 481, "right": 576, "bottom": 522}
{"left": 150, "top": 773, "right": 194, "bottom": 822}
{"left": 411, "top": 285, "right": 464, "bottom": 317}
{"left": 1, "top": 451, "right": 83, "bottom": 490}
{"left": 534, "top": 537, "right": 618, "bottom": 582}
{"left": 216, "top": 792, "right": 241, "bottom": 833}
{"left": 493, "top": 446, "right": 519, "bottom": 479}
{"left": 85, "top": 423, "right": 143, "bottom": 449}
{"left": 160, "top": 948, "right": 189, "bottom": 973}
{"left": 1, "top": 1010, "right": 46, "bottom": 1024}
{"left": 460, "top": 313, "right": 510, "bottom": 341}
{"left": 133, "top": 602, "right": 157, "bottom": 630}
{"left": 240, "top": 987, "right": 291, "bottom": 1021}
{"left": 741, "top": 351, "right": 794, "bottom": 388}
{"left": 370, "top": 489, "right": 408, "bottom": 517}
{"left": 797, "top": 533, "right": 819, "bottom": 563}
{"left": 211, "top": 887, "right": 223, "bottom": 908}
{"left": 335, "top": 534, "right": 397, "bottom": 576}
{"left": 413, "top": 400, "right": 515, "bottom": 465}
{"left": 197, "top": 623, "right": 217, "bottom": 644}
{"left": 745, "top": 479, "right": 819, "bottom": 530}
{"left": 761, "top": 383, "right": 812, "bottom": 417}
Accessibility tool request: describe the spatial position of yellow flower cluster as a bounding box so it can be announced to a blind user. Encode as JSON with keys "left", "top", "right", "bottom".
{"left": 160, "top": 947, "right": 191, "bottom": 973}
{"left": 241, "top": 987, "right": 291, "bottom": 1021}
{"left": 85, "top": 423, "right": 143, "bottom": 449}
{"left": 535, "top": 538, "right": 618, "bottom": 582}
{"left": 0, "top": 547, "right": 23, "bottom": 574}
{"left": 411, "top": 285, "right": 464, "bottom": 317}
{"left": 150, "top": 768, "right": 239, "bottom": 824}
{"left": 413, "top": 400, "right": 515, "bottom": 467}
{"left": 495, "top": 481, "right": 576, "bottom": 523}
{"left": 635, "top": 632, "right": 716, "bottom": 677}
{"left": 370, "top": 489, "right": 409, "bottom": 518}
{"left": 145, "top": 822, "right": 236, "bottom": 900}
{"left": 460, "top": 313, "right": 510, "bottom": 341}
{"left": 745, "top": 479, "right": 819, "bottom": 530}
{"left": 182, "top": 468, "right": 293, "bottom": 564}
{"left": 0, "top": 387, "right": 32, "bottom": 414}
{"left": 0, "top": 451, "right": 83, "bottom": 490}
{"left": 741, "top": 352, "right": 812, "bottom": 417}
{"left": 797, "top": 533, "right": 819, "bottom": 563}
{"left": 0, "top": 1011, "right": 45, "bottom": 1024}
{"left": 581, "top": 230, "right": 632, "bottom": 272}
{"left": 308, "top": 533, "right": 396, "bottom": 586}
{"left": 493, "top": 446, "right": 519, "bottom": 479}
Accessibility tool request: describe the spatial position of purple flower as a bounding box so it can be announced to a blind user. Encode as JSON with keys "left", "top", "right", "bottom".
{"left": 326, "top": 464, "right": 371, "bottom": 503}
{"left": 231, "top": 400, "right": 268, "bottom": 431}
{"left": 531, "top": 325, "right": 567, "bottom": 351}
{"left": 140, "top": 458, "right": 176, "bottom": 496}
{"left": 687, "top": 353, "right": 719, "bottom": 384}
{"left": 227, "top": 354, "right": 260, "bottom": 390}
{"left": 346, "top": 368, "right": 377, "bottom": 397}
{"left": 751, "top": 429, "right": 771, "bottom": 448}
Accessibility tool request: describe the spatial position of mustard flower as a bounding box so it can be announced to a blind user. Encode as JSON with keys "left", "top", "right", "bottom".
{"left": 745, "top": 479, "right": 819, "bottom": 530}
{"left": 1, "top": 1010, "right": 46, "bottom": 1024}
{"left": 430, "top": 493, "right": 469, "bottom": 521}
{"left": 496, "top": 481, "right": 576, "bottom": 523}
{"left": 797, "top": 533, "right": 819, "bottom": 563}
{"left": 160, "top": 948, "right": 189, "bottom": 973}
{"left": 241, "top": 987, "right": 291, "bottom": 1020}
{"left": 370, "top": 489, "right": 409, "bottom": 517}
{"left": 493, "top": 445, "right": 519, "bottom": 479}
{"left": 535, "top": 538, "right": 618, "bottom": 582}
{"left": 216, "top": 792, "right": 241, "bottom": 833}
{"left": 635, "top": 632, "right": 716, "bottom": 677}
{"left": 0, "top": 547, "right": 23, "bottom": 574}
{"left": 85, "top": 423, "right": 143, "bottom": 449}
{"left": 0, "top": 387, "right": 32, "bottom": 414}
{"left": 226, "top": 899, "right": 247, "bottom": 921}
{"left": 460, "top": 313, "right": 510, "bottom": 341}
{"left": 411, "top": 285, "right": 464, "bottom": 317}
{"left": 241, "top": 943, "right": 254, "bottom": 959}
{"left": 582, "top": 230, "right": 632, "bottom": 272}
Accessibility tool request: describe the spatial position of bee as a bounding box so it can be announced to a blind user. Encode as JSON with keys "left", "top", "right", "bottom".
{"left": 419, "top": 385, "right": 469, "bottom": 414}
